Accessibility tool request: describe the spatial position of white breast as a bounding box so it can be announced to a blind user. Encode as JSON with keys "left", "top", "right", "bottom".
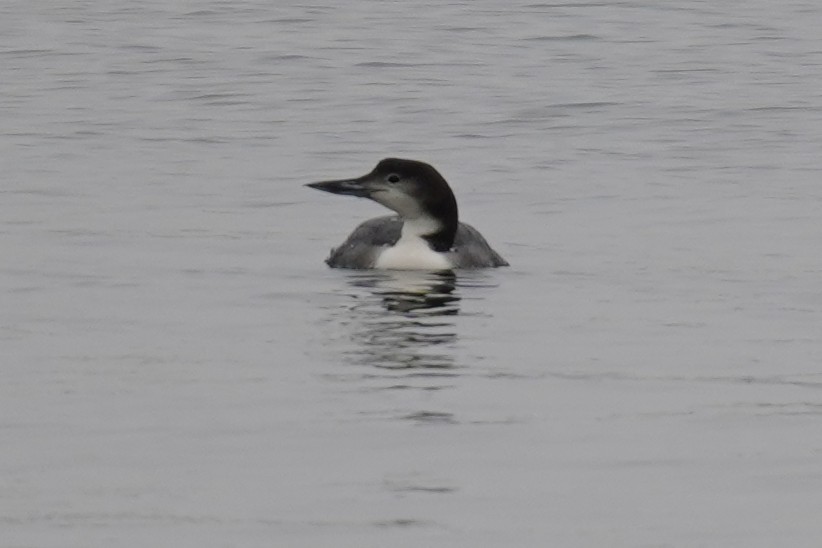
{"left": 373, "top": 218, "right": 452, "bottom": 271}
{"left": 374, "top": 237, "right": 451, "bottom": 270}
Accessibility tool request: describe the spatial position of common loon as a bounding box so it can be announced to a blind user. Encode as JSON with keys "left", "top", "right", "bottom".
{"left": 306, "top": 158, "right": 508, "bottom": 270}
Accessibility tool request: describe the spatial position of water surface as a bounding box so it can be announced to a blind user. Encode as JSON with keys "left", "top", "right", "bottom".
{"left": 2, "top": 1, "right": 822, "bottom": 546}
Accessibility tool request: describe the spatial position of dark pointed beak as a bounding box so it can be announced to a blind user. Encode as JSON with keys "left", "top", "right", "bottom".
{"left": 306, "top": 177, "right": 371, "bottom": 198}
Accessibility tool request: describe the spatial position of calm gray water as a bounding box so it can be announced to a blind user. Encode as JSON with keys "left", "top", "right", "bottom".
{"left": 2, "top": 1, "right": 822, "bottom": 546}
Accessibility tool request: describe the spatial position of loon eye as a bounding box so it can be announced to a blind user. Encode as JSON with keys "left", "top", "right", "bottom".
{"left": 386, "top": 174, "right": 400, "bottom": 184}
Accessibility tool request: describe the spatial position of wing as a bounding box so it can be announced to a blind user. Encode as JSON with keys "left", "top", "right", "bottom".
{"left": 448, "top": 222, "right": 509, "bottom": 268}
{"left": 326, "top": 216, "right": 403, "bottom": 268}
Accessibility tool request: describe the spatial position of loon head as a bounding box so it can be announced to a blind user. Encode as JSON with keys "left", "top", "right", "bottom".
{"left": 306, "top": 158, "right": 459, "bottom": 251}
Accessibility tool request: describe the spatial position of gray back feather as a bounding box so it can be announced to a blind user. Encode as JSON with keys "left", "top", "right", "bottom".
{"left": 326, "top": 216, "right": 403, "bottom": 268}
{"left": 448, "top": 222, "right": 509, "bottom": 268}
{"left": 327, "top": 216, "right": 507, "bottom": 269}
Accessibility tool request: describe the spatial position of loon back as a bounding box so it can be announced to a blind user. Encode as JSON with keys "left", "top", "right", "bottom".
{"left": 324, "top": 216, "right": 509, "bottom": 270}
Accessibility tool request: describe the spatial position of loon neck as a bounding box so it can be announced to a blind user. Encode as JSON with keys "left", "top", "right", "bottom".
{"left": 401, "top": 214, "right": 456, "bottom": 252}
{"left": 422, "top": 226, "right": 456, "bottom": 252}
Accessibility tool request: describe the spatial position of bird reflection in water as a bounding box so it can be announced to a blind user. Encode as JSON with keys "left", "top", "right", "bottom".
{"left": 352, "top": 270, "right": 460, "bottom": 315}
{"left": 333, "top": 270, "right": 462, "bottom": 389}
